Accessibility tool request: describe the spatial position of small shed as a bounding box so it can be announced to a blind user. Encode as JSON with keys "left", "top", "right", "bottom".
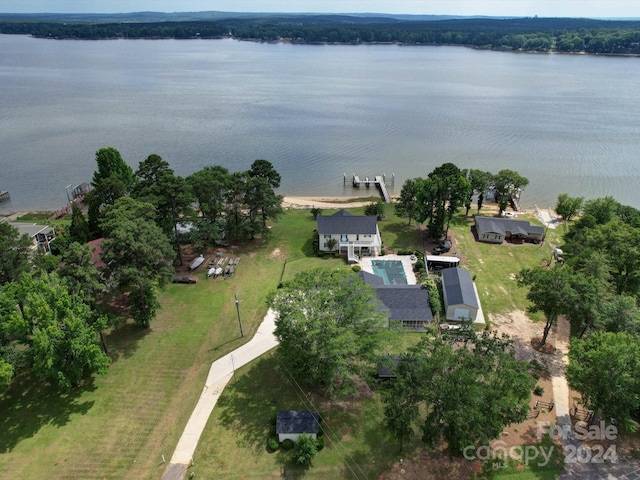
{"left": 441, "top": 267, "right": 484, "bottom": 326}
{"left": 276, "top": 410, "right": 320, "bottom": 442}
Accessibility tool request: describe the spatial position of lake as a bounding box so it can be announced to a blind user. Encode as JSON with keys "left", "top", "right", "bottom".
{"left": 1, "top": 34, "right": 640, "bottom": 213}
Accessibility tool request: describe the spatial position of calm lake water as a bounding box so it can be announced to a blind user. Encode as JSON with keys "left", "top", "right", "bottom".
{"left": 1, "top": 34, "right": 640, "bottom": 213}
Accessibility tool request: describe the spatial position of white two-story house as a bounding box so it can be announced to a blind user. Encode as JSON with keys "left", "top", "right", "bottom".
{"left": 316, "top": 209, "right": 382, "bottom": 262}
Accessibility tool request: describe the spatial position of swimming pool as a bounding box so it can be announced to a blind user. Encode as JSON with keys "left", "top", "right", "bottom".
{"left": 371, "top": 260, "right": 408, "bottom": 285}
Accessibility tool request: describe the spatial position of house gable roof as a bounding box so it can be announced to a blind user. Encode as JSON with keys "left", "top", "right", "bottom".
{"left": 276, "top": 410, "right": 320, "bottom": 435}
{"left": 374, "top": 285, "right": 433, "bottom": 321}
{"left": 360, "top": 271, "right": 433, "bottom": 321}
{"left": 441, "top": 267, "right": 479, "bottom": 309}
{"left": 475, "top": 216, "right": 545, "bottom": 236}
{"left": 317, "top": 209, "right": 378, "bottom": 235}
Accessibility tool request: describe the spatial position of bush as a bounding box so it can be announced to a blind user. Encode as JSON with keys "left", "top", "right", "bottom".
{"left": 534, "top": 385, "right": 544, "bottom": 396}
{"left": 282, "top": 438, "right": 295, "bottom": 450}
{"left": 269, "top": 411, "right": 277, "bottom": 425}
{"left": 315, "top": 437, "right": 325, "bottom": 451}
{"left": 293, "top": 434, "right": 318, "bottom": 465}
{"left": 351, "top": 265, "right": 361, "bottom": 272}
{"left": 413, "top": 259, "right": 425, "bottom": 272}
{"left": 267, "top": 436, "right": 280, "bottom": 452}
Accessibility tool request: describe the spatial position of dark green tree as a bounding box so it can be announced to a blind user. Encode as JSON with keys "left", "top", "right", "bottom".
{"left": 58, "top": 242, "right": 105, "bottom": 307}
{"left": 567, "top": 331, "right": 640, "bottom": 432}
{"left": 380, "top": 353, "right": 426, "bottom": 451}
{"left": 416, "top": 163, "right": 470, "bottom": 240}
{"left": 224, "top": 171, "right": 250, "bottom": 241}
{"left": 19, "top": 273, "right": 110, "bottom": 390}
{"left": 248, "top": 158, "right": 281, "bottom": 189}
{"left": 69, "top": 202, "right": 90, "bottom": 243}
{"left": 186, "top": 165, "right": 231, "bottom": 243}
{"left": 383, "top": 331, "right": 534, "bottom": 456}
{"left": 492, "top": 169, "right": 529, "bottom": 216}
{"left": 293, "top": 434, "right": 318, "bottom": 465}
{"left": 86, "top": 173, "right": 129, "bottom": 238}
{"left": 555, "top": 193, "right": 584, "bottom": 222}
{"left": 0, "top": 222, "right": 32, "bottom": 286}
{"left": 600, "top": 294, "right": 640, "bottom": 335}
{"left": 394, "top": 178, "right": 421, "bottom": 225}
{"left": 132, "top": 154, "right": 194, "bottom": 264}
{"left": 364, "top": 199, "right": 385, "bottom": 220}
{"left": 517, "top": 266, "right": 575, "bottom": 346}
{"left": 464, "top": 169, "right": 492, "bottom": 216}
{"left": 100, "top": 197, "right": 175, "bottom": 327}
{"left": 268, "top": 268, "right": 388, "bottom": 397}
{"left": 581, "top": 196, "right": 619, "bottom": 225}
{"left": 91, "top": 147, "right": 135, "bottom": 190}
{"left": 245, "top": 175, "right": 283, "bottom": 237}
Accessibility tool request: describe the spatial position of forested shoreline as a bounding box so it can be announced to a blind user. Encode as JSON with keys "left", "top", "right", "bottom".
{"left": 1, "top": 14, "right": 640, "bottom": 54}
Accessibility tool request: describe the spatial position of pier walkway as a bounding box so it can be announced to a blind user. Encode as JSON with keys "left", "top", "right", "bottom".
{"left": 348, "top": 174, "right": 392, "bottom": 203}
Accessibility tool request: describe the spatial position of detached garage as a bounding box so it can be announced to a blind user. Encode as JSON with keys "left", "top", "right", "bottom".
{"left": 441, "top": 267, "right": 485, "bottom": 326}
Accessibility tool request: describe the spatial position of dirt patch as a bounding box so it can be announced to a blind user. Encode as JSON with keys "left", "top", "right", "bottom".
{"left": 532, "top": 337, "right": 556, "bottom": 354}
{"left": 489, "top": 310, "right": 544, "bottom": 363}
{"left": 267, "top": 247, "right": 286, "bottom": 260}
{"left": 378, "top": 447, "right": 483, "bottom": 480}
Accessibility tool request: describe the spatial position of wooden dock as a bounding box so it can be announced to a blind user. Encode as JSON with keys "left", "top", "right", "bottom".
{"left": 0, "top": 191, "right": 9, "bottom": 202}
{"left": 345, "top": 173, "right": 393, "bottom": 203}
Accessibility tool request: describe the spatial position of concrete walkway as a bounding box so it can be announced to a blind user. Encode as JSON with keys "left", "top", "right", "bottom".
{"left": 161, "top": 310, "right": 279, "bottom": 480}
{"left": 551, "top": 318, "right": 640, "bottom": 479}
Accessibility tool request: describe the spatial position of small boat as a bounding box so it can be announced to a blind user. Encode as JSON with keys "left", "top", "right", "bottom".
{"left": 207, "top": 267, "right": 216, "bottom": 278}
{"left": 189, "top": 254, "right": 205, "bottom": 271}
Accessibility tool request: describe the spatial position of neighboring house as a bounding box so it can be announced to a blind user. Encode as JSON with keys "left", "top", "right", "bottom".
{"left": 276, "top": 410, "right": 320, "bottom": 442}
{"left": 360, "top": 271, "right": 433, "bottom": 331}
{"left": 316, "top": 209, "right": 382, "bottom": 262}
{"left": 5, "top": 222, "right": 56, "bottom": 254}
{"left": 441, "top": 267, "right": 485, "bottom": 326}
{"left": 474, "top": 216, "right": 545, "bottom": 244}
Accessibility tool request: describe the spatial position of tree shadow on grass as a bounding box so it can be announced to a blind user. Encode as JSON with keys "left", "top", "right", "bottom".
{"left": 216, "top": 354, "right": 327, "bottom": 477}
{"left": 381, "top": 222, "right": 422, "bottom": 250}
{"left": 102, "top": 320, "right": 152, "bottom": 362}
{"left": 216, "top": 354, "right": 295, "bottom": 452}
{"left": 0, "top": 372, "right": 96, "bottom": 452}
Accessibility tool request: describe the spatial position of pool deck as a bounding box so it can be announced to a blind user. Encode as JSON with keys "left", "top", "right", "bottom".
{"left": 359, "top": 254, "right": 417, "bottom": 285}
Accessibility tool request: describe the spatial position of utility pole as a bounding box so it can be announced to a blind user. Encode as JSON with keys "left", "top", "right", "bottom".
{"left": 234, "top": 292, "right": 244, "bottom": 337}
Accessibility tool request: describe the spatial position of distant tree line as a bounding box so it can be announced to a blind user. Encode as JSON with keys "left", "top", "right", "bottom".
{"left": 1, "top": 15, "right": 640, "bottom": 54}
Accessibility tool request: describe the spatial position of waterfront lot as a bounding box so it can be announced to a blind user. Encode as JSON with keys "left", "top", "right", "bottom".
{"left": 0, "top": 206, "right": 564, "bottom": 479}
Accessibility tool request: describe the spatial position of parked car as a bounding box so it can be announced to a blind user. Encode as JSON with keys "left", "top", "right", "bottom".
{"left": 172, "top": 275, "right": 198, "bottom": 284}
{"left": 432, "top": 240, "right": 452, "bottom": 255}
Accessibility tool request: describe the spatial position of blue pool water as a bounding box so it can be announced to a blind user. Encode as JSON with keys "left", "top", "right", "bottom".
{"left": 371, "top": 260, "right": 408, "bottom": 285}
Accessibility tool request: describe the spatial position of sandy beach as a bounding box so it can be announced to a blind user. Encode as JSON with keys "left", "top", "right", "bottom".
{"left": 281, "top": 196, "right": 377, "bottom": 209}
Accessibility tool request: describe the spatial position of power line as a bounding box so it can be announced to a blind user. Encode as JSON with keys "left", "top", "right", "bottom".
{"left": 272, "top": 355, "right": 369, "bottom": 480}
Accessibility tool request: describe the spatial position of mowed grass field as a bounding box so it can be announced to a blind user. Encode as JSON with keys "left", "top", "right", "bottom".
{"left": 0, "top": 205, "right": 564, "bottom": 480}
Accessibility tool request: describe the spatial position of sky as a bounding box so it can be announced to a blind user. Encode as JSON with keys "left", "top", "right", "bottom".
{"left": 2, "top": 0, "right": 640, "bottom": 18}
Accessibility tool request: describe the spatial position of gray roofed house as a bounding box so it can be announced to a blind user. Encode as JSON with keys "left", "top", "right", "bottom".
{"left": 1, "top": 220, "right": 56, "bottom": 254}
{"left": 441, "top": 267, "right": 484, "bottom": 326}
{"left": 360, "top": 270, "right": 433, "bottom": 331}
{"left": 475, "top": 216, "right": 545, "bottom": 244}
{"left": 316, "top": 209, "right": 382, "bottom": 261}
{"left": 276, "top": 410, "right": 320, "bottom": 442}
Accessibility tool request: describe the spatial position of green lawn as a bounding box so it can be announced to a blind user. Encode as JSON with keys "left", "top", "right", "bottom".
{"left": 0, "top": 206, "right": 567, "bottom": 480}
